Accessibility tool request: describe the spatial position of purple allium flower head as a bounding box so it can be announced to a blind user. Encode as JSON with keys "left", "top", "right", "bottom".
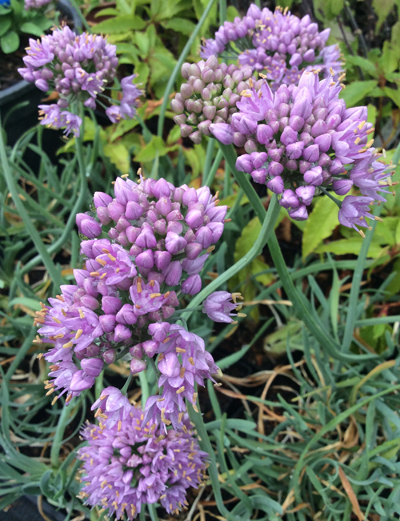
{"left": 19, "top": 28, "right": 142, "bottom": 135}
{"left": 78, "top": 408, "right": 208, "bottom": 519}
{"left": 171, "top": 56, "right": 261, "bottom": 143}
{"left": 200, "top": 4, "right": 342, "bottom": 90}
{"left": 36, "top": 174, "right": 227, "bottom": 403}
{"left": 211, "top": 72, "right": 392, "bottom": 226}
{"left": 143, "top": 325, "right": 220, "bottom": 429}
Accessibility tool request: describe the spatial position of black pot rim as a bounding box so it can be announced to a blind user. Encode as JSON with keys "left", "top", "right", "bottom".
{"left": 0, "top": 0, "right": 82, "bottom": 106}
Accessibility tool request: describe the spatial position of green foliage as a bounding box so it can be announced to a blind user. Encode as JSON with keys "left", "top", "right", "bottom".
{"left": 89, "top": 0, "right": 217, "bottom": 96}
{"left": 2, "top": 0, "right": 400, "bottom": 520}
{"left": 0, "top": 0, "right": 53, "bottom": 54}
{"left": 302, "top": 197, "right": 340, "bottom": 260}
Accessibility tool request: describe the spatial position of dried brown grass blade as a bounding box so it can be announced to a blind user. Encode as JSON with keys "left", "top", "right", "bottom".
{"left": 338, "top": 467, "right": 364, "bottom": 521}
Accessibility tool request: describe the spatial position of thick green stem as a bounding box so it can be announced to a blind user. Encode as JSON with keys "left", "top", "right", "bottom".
{"left": 203, "top": 137, "right": 216, "bottom": 185}
{"left": 121, "top": 374, "right": 133, "bottom": 394}
{"left": 0, "top": 120, "right": 62, "bottom": 291}
{"left": 204, "top": 149, "right": 223, "bottom": 187}
{"left": 139, "top": 370, "right": 149, "bottom": 407}
{"left": 219, "top": 0, "right": 227, "bottom": 24}
{"left": 182, "top": 196, "right": 280, "bottom": 321}
{"left": 157, "top": 0, "right": 217, "bottom": 137}
{"left": 50, "top": 403, "right": 72, "bottom": 468}
{"left": 218, "top": 142, "right": 377, "bottom": 363}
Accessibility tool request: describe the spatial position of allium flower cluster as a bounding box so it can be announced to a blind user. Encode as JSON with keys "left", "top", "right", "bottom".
{"left": 143, "top": 325, "right": 220, "bottom": 429}
{"left": 200, "top": 4, "right": 341, "bottom": 90}
{"left": 25, "top": 0, "right": 51, "bottom": 9}
{"left": 78, "top": 406, "right": 207, "bottom": 519}
{"left": 35, "top": 175, "right": 228, "bottom": 403}
{"left": 18, "top": 26, "right": 141, "bottom": 136}
{"left": 171, "top": 55, "right": 262, "bottom": 143}
{"left": 210, "top": 71, "right": 392, "bottom": 232}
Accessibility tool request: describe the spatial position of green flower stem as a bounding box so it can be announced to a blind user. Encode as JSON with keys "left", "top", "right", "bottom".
{"left": 227, "top": 188, "right": 244, "bottom": 219}
{"left": 50, "top": 402, "right": 73, "bottom": 469}
{"left": 157, "top": 0, "right": 217, "bottom": 137}
{"left": 341, "top": 205, "right": 381, "bottom": 354}
{"left": 204, "top": 149, "right": 223, "bottom": 187}
{"left": 121, "top": 374, "right": 133, "bottom": 395}
{"left": 319, "top": 186, "right": 342, "bottom": 208}
{"left": 218, "top": 143, "right": 376, "bottom": 363}
{"left": 95, "top": 371, "right": 104, "bottom": 400}
{"left": 181, "top": 195, "right": 280, "bottom": 322}
{"left": 203, "top": 138, "right": 216, "bottom": 186}
{"left": 139, "top": 370, "right": 149, "bottom": 406}
{"left": 341, "top": 141, "right": 400, "bottom": 354}
{"left": 5, "top": 327, "right": 36, "bottom": 383}
{"left": 0, "top": 120, "right": 62, "bottom": 292}
{"left": 219, "top": 0, "right": 227, "bottom": 24}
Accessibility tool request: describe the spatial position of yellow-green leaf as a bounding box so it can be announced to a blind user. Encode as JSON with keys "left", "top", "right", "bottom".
{"left": 340, "top": 80, "right": 378, "bottom": 108}
{"left": 104, "top": 142, "right": 130, "bottom": 175}
{"left": 302, "top": 197, "right": 340, "bottom": 260}
{"left": 315, "top": 239, "right": 384, "bottom": 258}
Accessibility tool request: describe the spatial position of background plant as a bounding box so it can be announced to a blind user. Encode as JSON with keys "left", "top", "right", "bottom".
{"left": 0, "top": 0, "right": 54, "bottom": 54}
{"left": 1, "top": 0, "right": 400, "bottom": 520}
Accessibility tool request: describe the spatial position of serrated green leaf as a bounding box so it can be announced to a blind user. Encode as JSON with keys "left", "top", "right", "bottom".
{"left": 94, "top": 7, "right": 119, "bottom": 17}
{"left": 339, "top": 80, "right": 378, "bottom": 107}
{"left": 0, "top": 16, "right": 11, "bottom": 37}
{"left": 135, "top": 30, "right": 150, "bottom": 55}
{"left": 92, "top": 15, "right": 145, "bottom": 34}
{"left": 134, "top": 61, "right": 150, "bottom": 86}
{"left": 315, "top": 238, "right": 383, "bottom": 257}
{"left": 302, "top": 197, "right": 340, "bottom": 260}
{"left": 161, "top": 17, "right": 196, "bottom": 36}
{"left": 104, "top": 142, "right": 130, "bottom": 175}
{"left": 1, "top": 30, "right": 19, "bottom": 53}
{"left": 0, "top": 6, "right": 12, "bottom": 15}
{"left": 134, "top": 136, "right": 167, "bottom": 162}
{"left": 227, "top": 5, "right": 240, "bottom": 21}
{"left": 383, "top": 87, "right": 400, "bottom": 109}
{"left": 373, "top": 0, "right": 396, "bottom": 31}
{"left": 313, "top": 0, "right": 344, "bottom": 20}
{"left": 379, "top": 41, "right": 399, "bottom": 75}
{"left": 346, "top": 55, "right": 378, "bottom": 78}
{"left": 20, "top": 22, "right": 45, "bottom": 37}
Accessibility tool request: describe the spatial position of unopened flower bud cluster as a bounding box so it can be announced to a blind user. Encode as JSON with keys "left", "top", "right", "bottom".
{"left": 171, "top": 55, "right": 263, "bottom": 144}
